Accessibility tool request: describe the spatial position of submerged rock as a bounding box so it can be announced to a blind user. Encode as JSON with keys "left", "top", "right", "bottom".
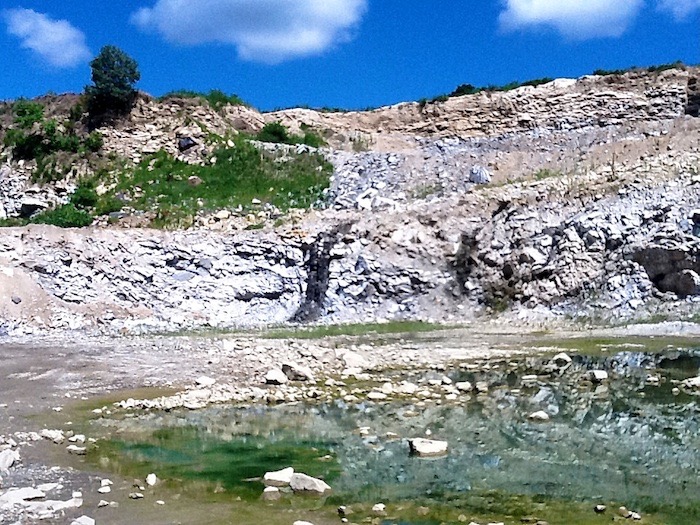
{"left": 408, "top": 438, "right": 449, "bottom": 457}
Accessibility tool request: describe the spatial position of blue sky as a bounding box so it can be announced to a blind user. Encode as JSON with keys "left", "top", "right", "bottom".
{"left": 2, "top": 1, "right": 699, "bottom": 111}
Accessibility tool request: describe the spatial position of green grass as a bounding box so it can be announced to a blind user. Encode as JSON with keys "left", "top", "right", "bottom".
{"left": 263, "top": 320, "right": 449, "bottom": 340}
{"left": 105, "top": 136, "right": 331, "bottom": 228}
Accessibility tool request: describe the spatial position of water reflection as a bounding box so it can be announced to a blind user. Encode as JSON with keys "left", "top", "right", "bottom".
{"left": 93, "top": 347, "right": 700, "bottom": 517}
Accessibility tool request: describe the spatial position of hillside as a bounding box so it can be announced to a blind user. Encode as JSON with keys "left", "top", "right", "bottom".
{"left": 1, "top": 65, "right": 699, "bottom": 335}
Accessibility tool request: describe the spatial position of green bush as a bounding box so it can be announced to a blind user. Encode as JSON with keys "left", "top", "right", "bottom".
{"left": 70, "top": 184, "right": 99, "bottom": 209}
{"left": 158, "top": 89, "right": 248, "bottom": 110}
{"left": 31, "top": 204, "right": 94, "bottom": 228}
{"left": 256, "top": 122, "right": 326, "bottom": 147}
{"left": 83, "top": 131, "right": 103, "bottom": 152}
{"left": 12, "top": 100, "right": 44, "bottom": 129}
{"left": 256, "top": 122, "right": 291, "bottom": 143}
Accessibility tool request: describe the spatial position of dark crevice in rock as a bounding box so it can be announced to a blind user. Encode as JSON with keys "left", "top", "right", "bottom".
{"left": 292, "top": 222, "right": 353, "bottom": 322}
{"left": 686, "top": 76, "right": 700, "bottom": 117}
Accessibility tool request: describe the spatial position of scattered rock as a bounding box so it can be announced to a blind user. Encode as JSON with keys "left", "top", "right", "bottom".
{"left": 146, "top": 473, "right": 158, "bottom": 486}
{"left": 66, "top": 445, "right": 87, "bottom": 455}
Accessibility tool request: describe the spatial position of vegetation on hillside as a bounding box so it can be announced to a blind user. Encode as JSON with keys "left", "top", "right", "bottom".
{"left": 421, "top": 61, "right": 688, "bottom": 106}
{"left": 158, "top": 89, "right": 248, "bottom": 111}
{"left": 255, "top": 122, "right": 326, "bottom": 148}
{"left": 3, "top": 99, "right": 103, "bottom": 182}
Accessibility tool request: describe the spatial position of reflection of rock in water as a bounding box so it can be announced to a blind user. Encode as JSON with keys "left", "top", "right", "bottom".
{"left": 97, "top": 348, "right": 700, "bottom": 513}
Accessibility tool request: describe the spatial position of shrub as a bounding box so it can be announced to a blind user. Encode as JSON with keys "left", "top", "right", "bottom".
{"left": 31, "top": 204, "right": 94, "bottom": 228}
{"left": 83, "top": 131, "right": 103, "bottom": 152}
{"left": 85, "top": 45, "right": 140, "bottom": 122}
{"left": 70, "top": 184, "right": 99, "bottom": 209}
{"left": 12, "top": 100, "right": 44, "bottom": 129}
{"left": 256, "top": 122, "right": 291, "bottom": 143}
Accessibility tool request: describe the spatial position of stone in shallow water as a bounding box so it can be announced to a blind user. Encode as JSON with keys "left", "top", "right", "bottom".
{"left": 264, "top": 467, "right": 294, "bottom": 487}
{"left": 589, "top": 370, "right": 609, "bottom": 383}
{"left": 529, "top": 410, "right": 550, "bottom": 422}
{"left": 409, "top": 438, "right": 449, "bottom": 457}
{"left": 289, "top": 473, "right": 331, "bottom": 494}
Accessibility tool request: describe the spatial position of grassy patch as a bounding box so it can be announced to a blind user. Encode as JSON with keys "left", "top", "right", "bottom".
{"left": 263, "top": 320, "right": 449, "bottom": 340}
{"left": 100, "top": 136, "right": 331, "bottom": 228}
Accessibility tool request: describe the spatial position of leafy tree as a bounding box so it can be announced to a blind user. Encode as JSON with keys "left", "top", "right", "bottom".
{"left": 85, "top": 45, "right": 140, "bottom": 123}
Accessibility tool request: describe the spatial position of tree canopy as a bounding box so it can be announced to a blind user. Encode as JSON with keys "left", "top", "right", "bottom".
{"left": 85, "top": 45, "right": 140, "bottom": 123}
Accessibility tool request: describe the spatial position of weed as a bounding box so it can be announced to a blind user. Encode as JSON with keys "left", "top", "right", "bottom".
{"left": 30, "top": 204, "right": 94, "bottom": 228}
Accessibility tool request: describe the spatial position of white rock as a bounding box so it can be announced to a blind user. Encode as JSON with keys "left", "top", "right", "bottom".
{"left": 146, "top": 473, "right": 158, "bottom": 486}
{"left": 0, "top": 449, "right": 20, "bottom": 472}
{"left": 396, "top": 382, "right": 418, "bottom": 395}
{"left": 67, "top": 445, "right": 87, "bottom": 455}
{"left": 293, "top": 522, "right": 316, "bottom": 525}
{"left": 551, "top": 352, "right": 572, "bottom": 367}
{"left": 455, "top": 381, "right": 473, "bottom": 392}
{"left": 262, "top": 486, "right": 281, "bottom": 500}
{"left": 367, "top": 391, "right": 388, "bottom": 401}
{"left": 372, "top": 503, "right": 387, "bottom": 515}
{"left": 589, "top": 370, "right": 609, "bottom": 382}
{"left": 289, "top": 473, "right": 331, "bottom": 494}
{"left": 71, "top": 516, "right": 95, "bottom": 525}
{"left": 0, "top": 487, "right": 45, "bottom": 504}
{"left": 100, "top": 479, "right": 113, "bottom": 487}
{"left": 682, "top": 376, "right": 700, "bottom": 390}
{"left": 40, "top": 429, "right": 65, "bottom": 444}
{"left": 195, "top": 376, "right": 216, "bottom": 388}
{"left": 408, "top": 438, "right": 449, "bottom": 457}
{"left": 529, "top": 410, "right": 550, "bottom": 421}
{"left": 282, "top": 363, "right": 315, "bottom": 382}
{"left": 97, "top": 486, "right": 111, "bottom": 494}
{"left": 265, "top": 368, "right": 288, "bottom": 385}
{"left": 129, "top": 492, "right": 144, "bottom": 499}
{"left": 264, "top": 467, "right": 294, "bottom": 487}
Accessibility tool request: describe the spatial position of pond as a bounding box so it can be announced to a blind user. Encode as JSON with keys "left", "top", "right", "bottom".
{"left": 82, "top": 340, "right": 700, "bottom": 525}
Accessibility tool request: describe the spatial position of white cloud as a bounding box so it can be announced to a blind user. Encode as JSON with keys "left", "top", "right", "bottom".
{"left": 4, "top": 8, "right": 90, "bottom": 68}
{"left": 499, "top": 0, "right": 644, "bottom": 38}
{"left": 132, "top": 0, "right": 367, "bottom": 63}
{"left": 657, "top": 0, "right": 700, "bottom": 19}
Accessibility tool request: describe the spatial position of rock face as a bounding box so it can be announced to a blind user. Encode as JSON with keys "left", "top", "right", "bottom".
{"left": 0, "top": 67, "right": 700, "bottom": 334}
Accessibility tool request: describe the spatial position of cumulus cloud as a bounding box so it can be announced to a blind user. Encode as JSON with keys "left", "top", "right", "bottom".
{"left": 657, "top": 0, "right": 700, "bottom": 19}
{"left": 132, "top": 0, "right": 367, "bottom": 63}
{"left": 499, "top": 0, "right": 644, "bottom": 38}
{"left": 4, "top": 8, "right": 90, "bottom": 68}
